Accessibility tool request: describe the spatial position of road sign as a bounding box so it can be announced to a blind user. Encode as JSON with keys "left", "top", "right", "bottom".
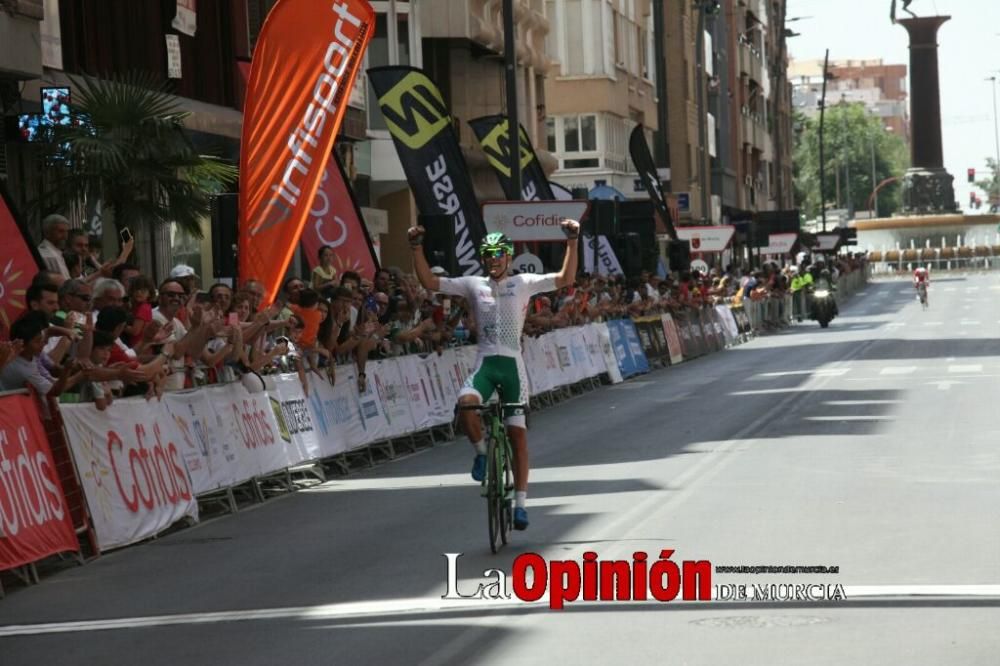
{"left": 675, "top": 192, "right": 691, "bottom": 214}
{"left": 759, "top": 233, "right": 797, "bottom": 255}
{"left": 512, "top": 252, "right": 543, "bottom": 275}
{"left": 673, "top": 225, "right": 735, "bottom": 252}
{"left": 481, "top": 200, "right": 590, "bottom": 242}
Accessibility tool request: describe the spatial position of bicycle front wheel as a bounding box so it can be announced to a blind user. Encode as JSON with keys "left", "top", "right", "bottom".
{"left": 486, "top": 435, "right": 502, "bottom": 554}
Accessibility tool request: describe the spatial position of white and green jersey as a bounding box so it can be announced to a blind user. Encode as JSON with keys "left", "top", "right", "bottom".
{"left": 438, "top": 273, "right": 558, "bottom": 358}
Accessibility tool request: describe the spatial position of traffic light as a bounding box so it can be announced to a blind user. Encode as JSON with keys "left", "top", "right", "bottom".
{"left": 968, "top": 168, "right": 975, "bottom": 183}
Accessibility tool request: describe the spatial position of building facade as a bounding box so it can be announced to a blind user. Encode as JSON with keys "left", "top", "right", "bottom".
{"left": 363, "top": 0, "right": 555, "bottom": 271}
{"left": 790, "top": 58, "right": 910, "bottom": 144}
{"left": 541, "top": 0, "right": 659, "bottom": 199}
{"left": 664, "top": 0, "right": 793, "bottom": 226}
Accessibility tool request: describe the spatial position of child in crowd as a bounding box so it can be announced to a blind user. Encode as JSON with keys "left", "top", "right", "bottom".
{"left": 127, "top": 274, "right": 157, "bottom": 347}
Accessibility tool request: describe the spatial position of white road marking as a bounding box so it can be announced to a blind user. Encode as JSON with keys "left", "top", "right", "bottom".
{"left": 926, "top": 380, "right": 965, "bottom": 391}
{"left": 960, "top": 321, "right": 981, "bottom": 326}
{"left": 4, "top": 586, "right": 1000, "bottom": 637}
{"left": 948, "top": 365, "right": 982, "bottom": 373}
{"left": 885, "top": 322, "right": 905, "bottom": 328}
{"left": 823, "top": 400, "right": 904, "bottom": 406}
{"left": 754, "top": 369, "right": 850, "bottom": 379}
{"left": 804, "top": 416, "right": 895, "bottom": 422}
{"left": 880, "top": 367, "right": 916, "bottom": 375}
{"left": 729, "top": 388, "right": 806, "bottom": 396}
{"left": 922, "top": 322, "right": 944, "bottom": 327}
{"left": 944, "top": 287, "right": 958, "bottom": 292}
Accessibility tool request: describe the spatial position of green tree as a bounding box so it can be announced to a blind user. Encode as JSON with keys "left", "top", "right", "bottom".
{"left": 793, "top": 103, "right": 909, "bottom": 220}
{"left": 34, "top": 72, "right": 238, "bottom": 272}
{"left": 973, "top": 158, "right": 999, "bottom": 210}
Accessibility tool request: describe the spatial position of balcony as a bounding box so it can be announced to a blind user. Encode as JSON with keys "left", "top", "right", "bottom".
{"left": 738, "top": 41, "right": 763, "bottom": 84}
{"left": 740, "top": 107, "right": 764, "bottom": 149}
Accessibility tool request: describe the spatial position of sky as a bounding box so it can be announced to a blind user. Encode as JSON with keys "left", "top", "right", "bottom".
{"left": 786, "top": 0, "right": 1000, "bottom": 213}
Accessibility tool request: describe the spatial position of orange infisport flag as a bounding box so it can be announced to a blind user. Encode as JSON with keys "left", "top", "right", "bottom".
{"left": 238, "top": 0, "right": 374, "bottom": 304}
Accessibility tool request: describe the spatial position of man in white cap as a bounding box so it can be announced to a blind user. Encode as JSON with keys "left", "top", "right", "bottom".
{"left": 169, "top": 264, "right": 200, "bottom": 297}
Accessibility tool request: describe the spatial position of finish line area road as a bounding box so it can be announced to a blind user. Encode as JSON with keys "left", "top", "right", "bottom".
{"left": 1, "top": 275, "right": 999, "bottom": 665}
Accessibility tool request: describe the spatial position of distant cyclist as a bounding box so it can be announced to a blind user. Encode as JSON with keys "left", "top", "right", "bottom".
{"left": 408, "top": 221, "right": 580, "bottom": 530}
{"left": 913, "top": 266, "right": 930, "bottom": 305}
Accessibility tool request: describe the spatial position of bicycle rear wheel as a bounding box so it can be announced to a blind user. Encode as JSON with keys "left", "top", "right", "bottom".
{"left": 497, "top": 436, "right": 513, "bottom": 546}
{"left": 486, "top": 434, "right": 502, "bottom": 553}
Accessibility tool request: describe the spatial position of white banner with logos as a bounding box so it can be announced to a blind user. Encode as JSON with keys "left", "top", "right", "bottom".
{"left": 266, "top": 374, "right": 323, "bottom": 464}
{"left": 583, "top": 235, "right": 624, "bottom": 276}
{"left": 60, "top": 400, "right": 199, "bottom": 552}
{"left": 58, "top": 324, "right": 638, "bottom": 551}
{"left": 674, "top": 226, "right": 735, "bottom": 253}
{"left": 482, "top": 201, "right": 589, "bottom": 242}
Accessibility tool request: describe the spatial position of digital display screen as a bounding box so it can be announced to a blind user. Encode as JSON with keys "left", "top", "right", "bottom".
{"left": 16, "top": 114, "right": 44, "bottom": 142}
{"left": 40, "top": 87, "right": 72, "bottom": 126}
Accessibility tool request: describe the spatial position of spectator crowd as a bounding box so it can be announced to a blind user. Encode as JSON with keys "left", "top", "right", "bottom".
{"left": 0, "top": 213, "right": 866, "bottom": 407}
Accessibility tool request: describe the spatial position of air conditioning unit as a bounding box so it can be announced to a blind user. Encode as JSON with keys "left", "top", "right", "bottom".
{"left": 744, "top": 175, "right": 753, "bottom": 186}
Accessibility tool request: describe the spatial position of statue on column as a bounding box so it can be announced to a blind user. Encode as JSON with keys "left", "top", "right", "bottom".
{"left": 890, "top": 0, "right": 918, "bottom": 23}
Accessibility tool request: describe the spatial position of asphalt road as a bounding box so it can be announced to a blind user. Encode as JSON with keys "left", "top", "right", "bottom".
{"left": 2, "top": 274, "right": 999, "bottom": 665}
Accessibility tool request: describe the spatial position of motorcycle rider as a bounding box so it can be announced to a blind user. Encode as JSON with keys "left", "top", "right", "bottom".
{"left": 810, "top": 265, "right": 838, "bottom": 319}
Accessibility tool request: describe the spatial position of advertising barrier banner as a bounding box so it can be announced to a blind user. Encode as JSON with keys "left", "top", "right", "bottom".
{"left": 605, "top": 319, "right": 649, "bottom": 378}
{"left": 633, "top": 316, "right": 669, "bottom": 364}
{"left": 304, "top": 369, "right": 353, "bottom": 457}
{"left": 267, "top": 374, "right": 323, "bottom": 465}
{"left": 716, "top": 306, "right": 740, "bottom": 343}
{"left": 60, "top": 400, "right": 198, "bottom": 552}
{"left": 164, "top": 390, "right": 233, "bottom": 494}
{"left": 660, "top": 314, "right": 685, "bottom": 365}
{"left": 0, "top": 394, "right": 78, "bottom": 570}
{"left": 595, "top": 323, "right": 624, "bottom": 384}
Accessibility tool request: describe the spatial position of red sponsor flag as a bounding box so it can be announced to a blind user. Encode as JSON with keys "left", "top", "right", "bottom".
{"left": 0, "top": 187, "right": 41, "bottom": 335}
{"left": 238, "top": 0, "right": 374, "bottom": 303}
{"left": 300, "top": 151, "right": 379, "bottom": 281}
{"left": 0, "top": 393, "right": 79, "bottom": 570}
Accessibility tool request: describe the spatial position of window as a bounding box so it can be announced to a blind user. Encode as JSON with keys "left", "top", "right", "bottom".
{"left": 614, "top": 12, "right": 625, "bottom": 66}
{"left": 367, "top": 3, "right": 417, "bottom": 134}
{"left": 554, "top": 114, "right": 601, "bottom": 171}
{"left": 565, "top": 0, "right": 584, "bottom": 74}
{"left": 580, "top": 115, "right": 597, "bottom": 151}
{"left": 639, "top": 27, "right": 649, "bottom": 79}
{"left": 564, "top": 116, "right": 579, "bottom": 152}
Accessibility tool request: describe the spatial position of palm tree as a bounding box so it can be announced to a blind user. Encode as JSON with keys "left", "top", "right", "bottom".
{"left": 35, "top": 72, "right": 238, "bottom": 276}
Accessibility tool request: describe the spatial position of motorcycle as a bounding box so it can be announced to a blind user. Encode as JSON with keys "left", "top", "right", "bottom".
{"left": 811, "top": 288, "right": 836, "bottom": 328}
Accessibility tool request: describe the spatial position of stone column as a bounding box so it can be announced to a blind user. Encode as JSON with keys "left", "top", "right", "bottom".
{"left": 897, "top": 16, "right": 957, "bottom": 213}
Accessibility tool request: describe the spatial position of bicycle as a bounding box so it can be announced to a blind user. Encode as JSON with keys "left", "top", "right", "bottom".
{"left": 460, "top": 398, "right": 521, "bottom": 553}
{"left": 916, "top": 282, "right": 928, "bottom": 309}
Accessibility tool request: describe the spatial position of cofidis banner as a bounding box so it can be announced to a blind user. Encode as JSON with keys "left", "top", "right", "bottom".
{"left": 300, "top": 151, "right": 379, "bottom": 281}
{"left": 368, "top": 66, "right": 486, "bottom": 276}
{"left": 239, "top": 0, "right": 374, "bottom": 303}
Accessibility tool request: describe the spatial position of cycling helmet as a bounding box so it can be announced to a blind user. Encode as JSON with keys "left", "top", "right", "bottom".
{"left": 480, "top": 232, "right": 514, "bottom": 256}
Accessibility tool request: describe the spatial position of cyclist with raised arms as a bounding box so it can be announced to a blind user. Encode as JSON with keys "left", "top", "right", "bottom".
{"left": 408, "top": 220, "right": 580, "bottom": 530}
